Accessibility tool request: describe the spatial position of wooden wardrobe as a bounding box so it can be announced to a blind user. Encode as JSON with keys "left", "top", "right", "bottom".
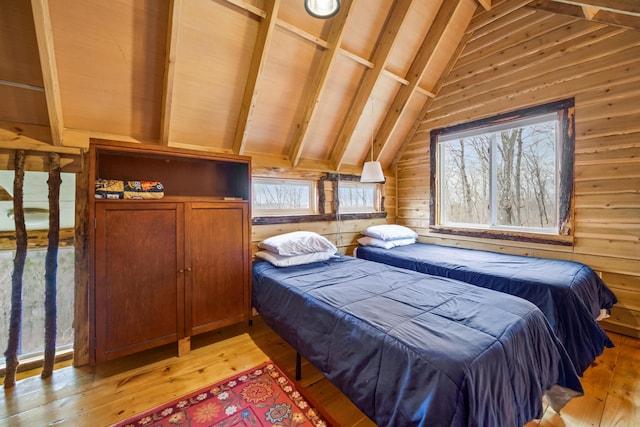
{"left": 88, "top": 140, "right": 251, "bottom": 364}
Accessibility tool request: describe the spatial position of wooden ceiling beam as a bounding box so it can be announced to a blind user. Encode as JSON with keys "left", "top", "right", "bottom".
{"left": 582, "top": 5, "right": 600, "bottom": 19}
{"left": 337, "top": 49, "right": 436, "bottom": 97}
{"left": 224, "top": 0, "right": 268, "bottom": 18}
{"left": 276, "top": 18, "right": 331, "bottom": 48}
{"left": 330, "top": 0, "right": 416, "bottom": 170}
{"left": 372, "top": 0, "right": 461, "bottom": 163}
{"left": 477, "top": 0, "right": 492, "bottom": 11}
{"left": 528, "top": 0, "right": 640, "bottom": 30}
{"left": 160, "top": 0, "right": 182, "bottom": 146}
{"left": 391, "top": 29, "right": 474, "bottom": 167}
{"left": 30, "top": 0, "right": 64, "bottom": 147}
{"left": 0, "top": 122, "right": 83, "bottom": 172}
{"left": 468, "top": 0, "right": 532, "bottom": 34}
{"left": 232, "top": 0, "right": 281, "bottom": 155}
{"left": 289, "top": 0, "right": 354, "bottom": 167}
{"left": 551, "top": 0, "right": 640, "bottom": 18}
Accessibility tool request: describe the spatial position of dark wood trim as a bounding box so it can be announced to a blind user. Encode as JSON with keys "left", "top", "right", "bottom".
{"left": 559, "top": 105, "right": 575, "bottom": 236}
{"left": 317, "top": 176, "right": 325, "bottom": 215}
{"left": 429, "top": 132, "right": 438, "bottom": 228}
{"left": 253, "top": 211, "right": 387, "bottom": 225}
{"left": 429, "top": 226, "right": 573, "bottom": 246}
{"left": 332, "top": 180, "right": 339, "bottom": 215}
{"left": 430, "top": 98, "right": 576, "bottom": 138}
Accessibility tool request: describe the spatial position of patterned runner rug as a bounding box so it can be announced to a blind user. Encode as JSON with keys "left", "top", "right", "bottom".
{"left": 111, "top": 360, "right": 330, "bottom": 427}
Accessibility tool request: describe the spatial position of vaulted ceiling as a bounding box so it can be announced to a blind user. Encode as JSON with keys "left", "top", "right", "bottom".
{"left": 1, "top": 0, "right": 639, "bottom": 174}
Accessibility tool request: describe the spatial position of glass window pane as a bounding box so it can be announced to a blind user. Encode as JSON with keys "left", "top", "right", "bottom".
{"left": 338, "top": 182, "right": 378, "bottom": 213}
{"left": 441, "top": 136, "right": 490, "bottom": 225}
{"left": 253, "top": 178, "right": 315, "bottom": 215}
{"left": 496, "top": 122, "right": 557, "bottom": 230}
{"left": 437, "top": 111, "right": 562, "bottom": 235}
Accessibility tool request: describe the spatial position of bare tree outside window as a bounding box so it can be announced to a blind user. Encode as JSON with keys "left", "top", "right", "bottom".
{"left": 439, "top": 116, "right": 558, "bottom": 233}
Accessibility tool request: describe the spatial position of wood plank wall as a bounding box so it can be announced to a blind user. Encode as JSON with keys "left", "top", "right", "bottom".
{"left": 251, "top": 164, "right": 396, "bottom": 256}
{"left": 396, "top": 7, "right": 640, "bottom": 337}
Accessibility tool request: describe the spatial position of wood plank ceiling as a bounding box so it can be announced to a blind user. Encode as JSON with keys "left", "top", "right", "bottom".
{"left": 0, "top": 0, "right": 638, "bottom": 174}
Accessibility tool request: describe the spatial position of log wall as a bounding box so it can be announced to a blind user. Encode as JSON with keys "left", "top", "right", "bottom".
{"left": 396, "top": 7, "right": 640, "bottom": 337}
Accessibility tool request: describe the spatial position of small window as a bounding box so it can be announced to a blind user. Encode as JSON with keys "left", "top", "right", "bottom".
{"left": 252, "top": 178, "right": 316, "bottom": 216}
{"left": 431, "top": 99, "right": 574, "bottom": 241}
{"left": 337, "top": 182, "right": 380, "bottom": 213}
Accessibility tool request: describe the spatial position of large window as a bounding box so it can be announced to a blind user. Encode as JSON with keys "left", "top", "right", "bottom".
{"left": 431, "top": 99, "right": 574, "bottom": 242}
{"left": 253, "top": 178, "right": 316, "bottom": 216}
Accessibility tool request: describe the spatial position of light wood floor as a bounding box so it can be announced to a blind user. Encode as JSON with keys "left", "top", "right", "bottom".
{"left": 1, "top": 317, "right": 638, "bottom": 426}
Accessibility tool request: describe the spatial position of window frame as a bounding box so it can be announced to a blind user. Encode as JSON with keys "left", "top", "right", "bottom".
{"left": 253, "top": 173, "right": 387, "bottom": 225}
{"left": 335, "top": 181, "right": 381, "bottom": 214}
{"left": 252, "top": 177, "right": 317, "bottom": 217}
{"left": 429, "top": 99, "right": 575, "bottom": 246}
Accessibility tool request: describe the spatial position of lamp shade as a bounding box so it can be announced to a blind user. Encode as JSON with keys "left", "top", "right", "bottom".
{"left": 304, "top": 0, "right": 340, "bottom": 19}
{"left": 360, "top": 161, "right": 385, "bottom": 183}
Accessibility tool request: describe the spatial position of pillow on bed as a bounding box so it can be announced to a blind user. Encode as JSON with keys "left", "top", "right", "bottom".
{"left": 357, "top": 236, "right": 415, "bottom": 249}
{"left": 255, "top": 250, "right": 335, "bottom": 267}
{"left": 258, "top": 231, "right": 337, "bottom": 256}
{"left": 362, "top": 224, "right": 418, "bottom": 241}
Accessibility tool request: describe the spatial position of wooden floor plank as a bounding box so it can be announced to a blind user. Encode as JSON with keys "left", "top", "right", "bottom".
{"left": 600, "top": 335, "right": 640, "bottom": 426}
{"left": 1, "top": 319, "right": 638, "bottom": 426}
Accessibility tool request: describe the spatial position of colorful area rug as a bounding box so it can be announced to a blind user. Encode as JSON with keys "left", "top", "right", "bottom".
{"left": 112, "top": 361, "right": 330, "bottom": 427}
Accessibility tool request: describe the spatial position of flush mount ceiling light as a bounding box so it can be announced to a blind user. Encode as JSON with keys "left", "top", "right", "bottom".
{"left": 304, "top": 0, "right": 340, "bottom": 19}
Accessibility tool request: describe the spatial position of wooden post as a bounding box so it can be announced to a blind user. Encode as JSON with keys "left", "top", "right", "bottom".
{"left": 73, "top": 150, "right": 90, "bottom": 367}
{"left": 3, "top": 150, "right": 27, "bottom": 389}
{"left": 41, "top": 153, "right": 61, "bottom": 379}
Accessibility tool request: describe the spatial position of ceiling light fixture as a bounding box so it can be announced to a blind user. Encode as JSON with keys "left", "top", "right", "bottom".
{"left": 361, "top": 98, "right": 385, "bottom": 183}
{"left": 304, "top": 0, "right": 340, "bottom": 19}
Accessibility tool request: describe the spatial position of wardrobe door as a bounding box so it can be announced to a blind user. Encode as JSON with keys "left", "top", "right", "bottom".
{"left": 94, "top": 203, "right": 184, "bottom": 362}
{"left": 185, "top": 202, "right": 249, "bottom": 336}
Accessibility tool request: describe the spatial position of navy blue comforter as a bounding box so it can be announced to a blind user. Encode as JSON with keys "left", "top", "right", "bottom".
{"left": 356, "top": 243, "right": 617, "bottom": 375}
{"left": 253, "top": 256, "right": 582, "bottom": 427}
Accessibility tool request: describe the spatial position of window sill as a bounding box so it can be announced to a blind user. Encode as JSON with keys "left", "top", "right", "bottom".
{"left": 253, "top": 211, "right": 387, "bottom": 225}
{"left": 428, "top": 226, "right": 573, "bottom": 246}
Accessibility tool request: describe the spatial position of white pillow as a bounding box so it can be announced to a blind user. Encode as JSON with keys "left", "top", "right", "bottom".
{"left": 255, "top": 250, "right": 335, "bottom": 267}
{"left": 362, "top": 224, "right": 418, "bottom": 241}
{"left": 258, "top": 231, "right": 337, "bottom": 256}
{"left": 357, "top": 236, "right": 416, "bottom": 249}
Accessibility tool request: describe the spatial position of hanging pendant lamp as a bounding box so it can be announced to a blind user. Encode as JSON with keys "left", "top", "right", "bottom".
{"left": 361, "top": 98, "right": 385, "bottom": 183}
{"left": 304, "top": 0, "right": 340, "bottom": 19}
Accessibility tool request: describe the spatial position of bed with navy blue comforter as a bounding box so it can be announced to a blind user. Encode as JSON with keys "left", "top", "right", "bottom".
{"left": 355, "top": 243, "right": 617, "bottom": 375}
{"left": 252, "top": 256, "right": 583, "bottom": 427}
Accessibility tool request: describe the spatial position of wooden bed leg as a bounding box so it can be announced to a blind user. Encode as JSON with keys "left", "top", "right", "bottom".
{"left": 296, "top": 352, "right": 302, "bottom": 381}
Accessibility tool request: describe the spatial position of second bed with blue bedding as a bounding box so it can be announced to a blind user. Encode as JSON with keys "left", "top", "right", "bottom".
{"left": 355, "top": 242, "right": 617, "bottom": 375}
